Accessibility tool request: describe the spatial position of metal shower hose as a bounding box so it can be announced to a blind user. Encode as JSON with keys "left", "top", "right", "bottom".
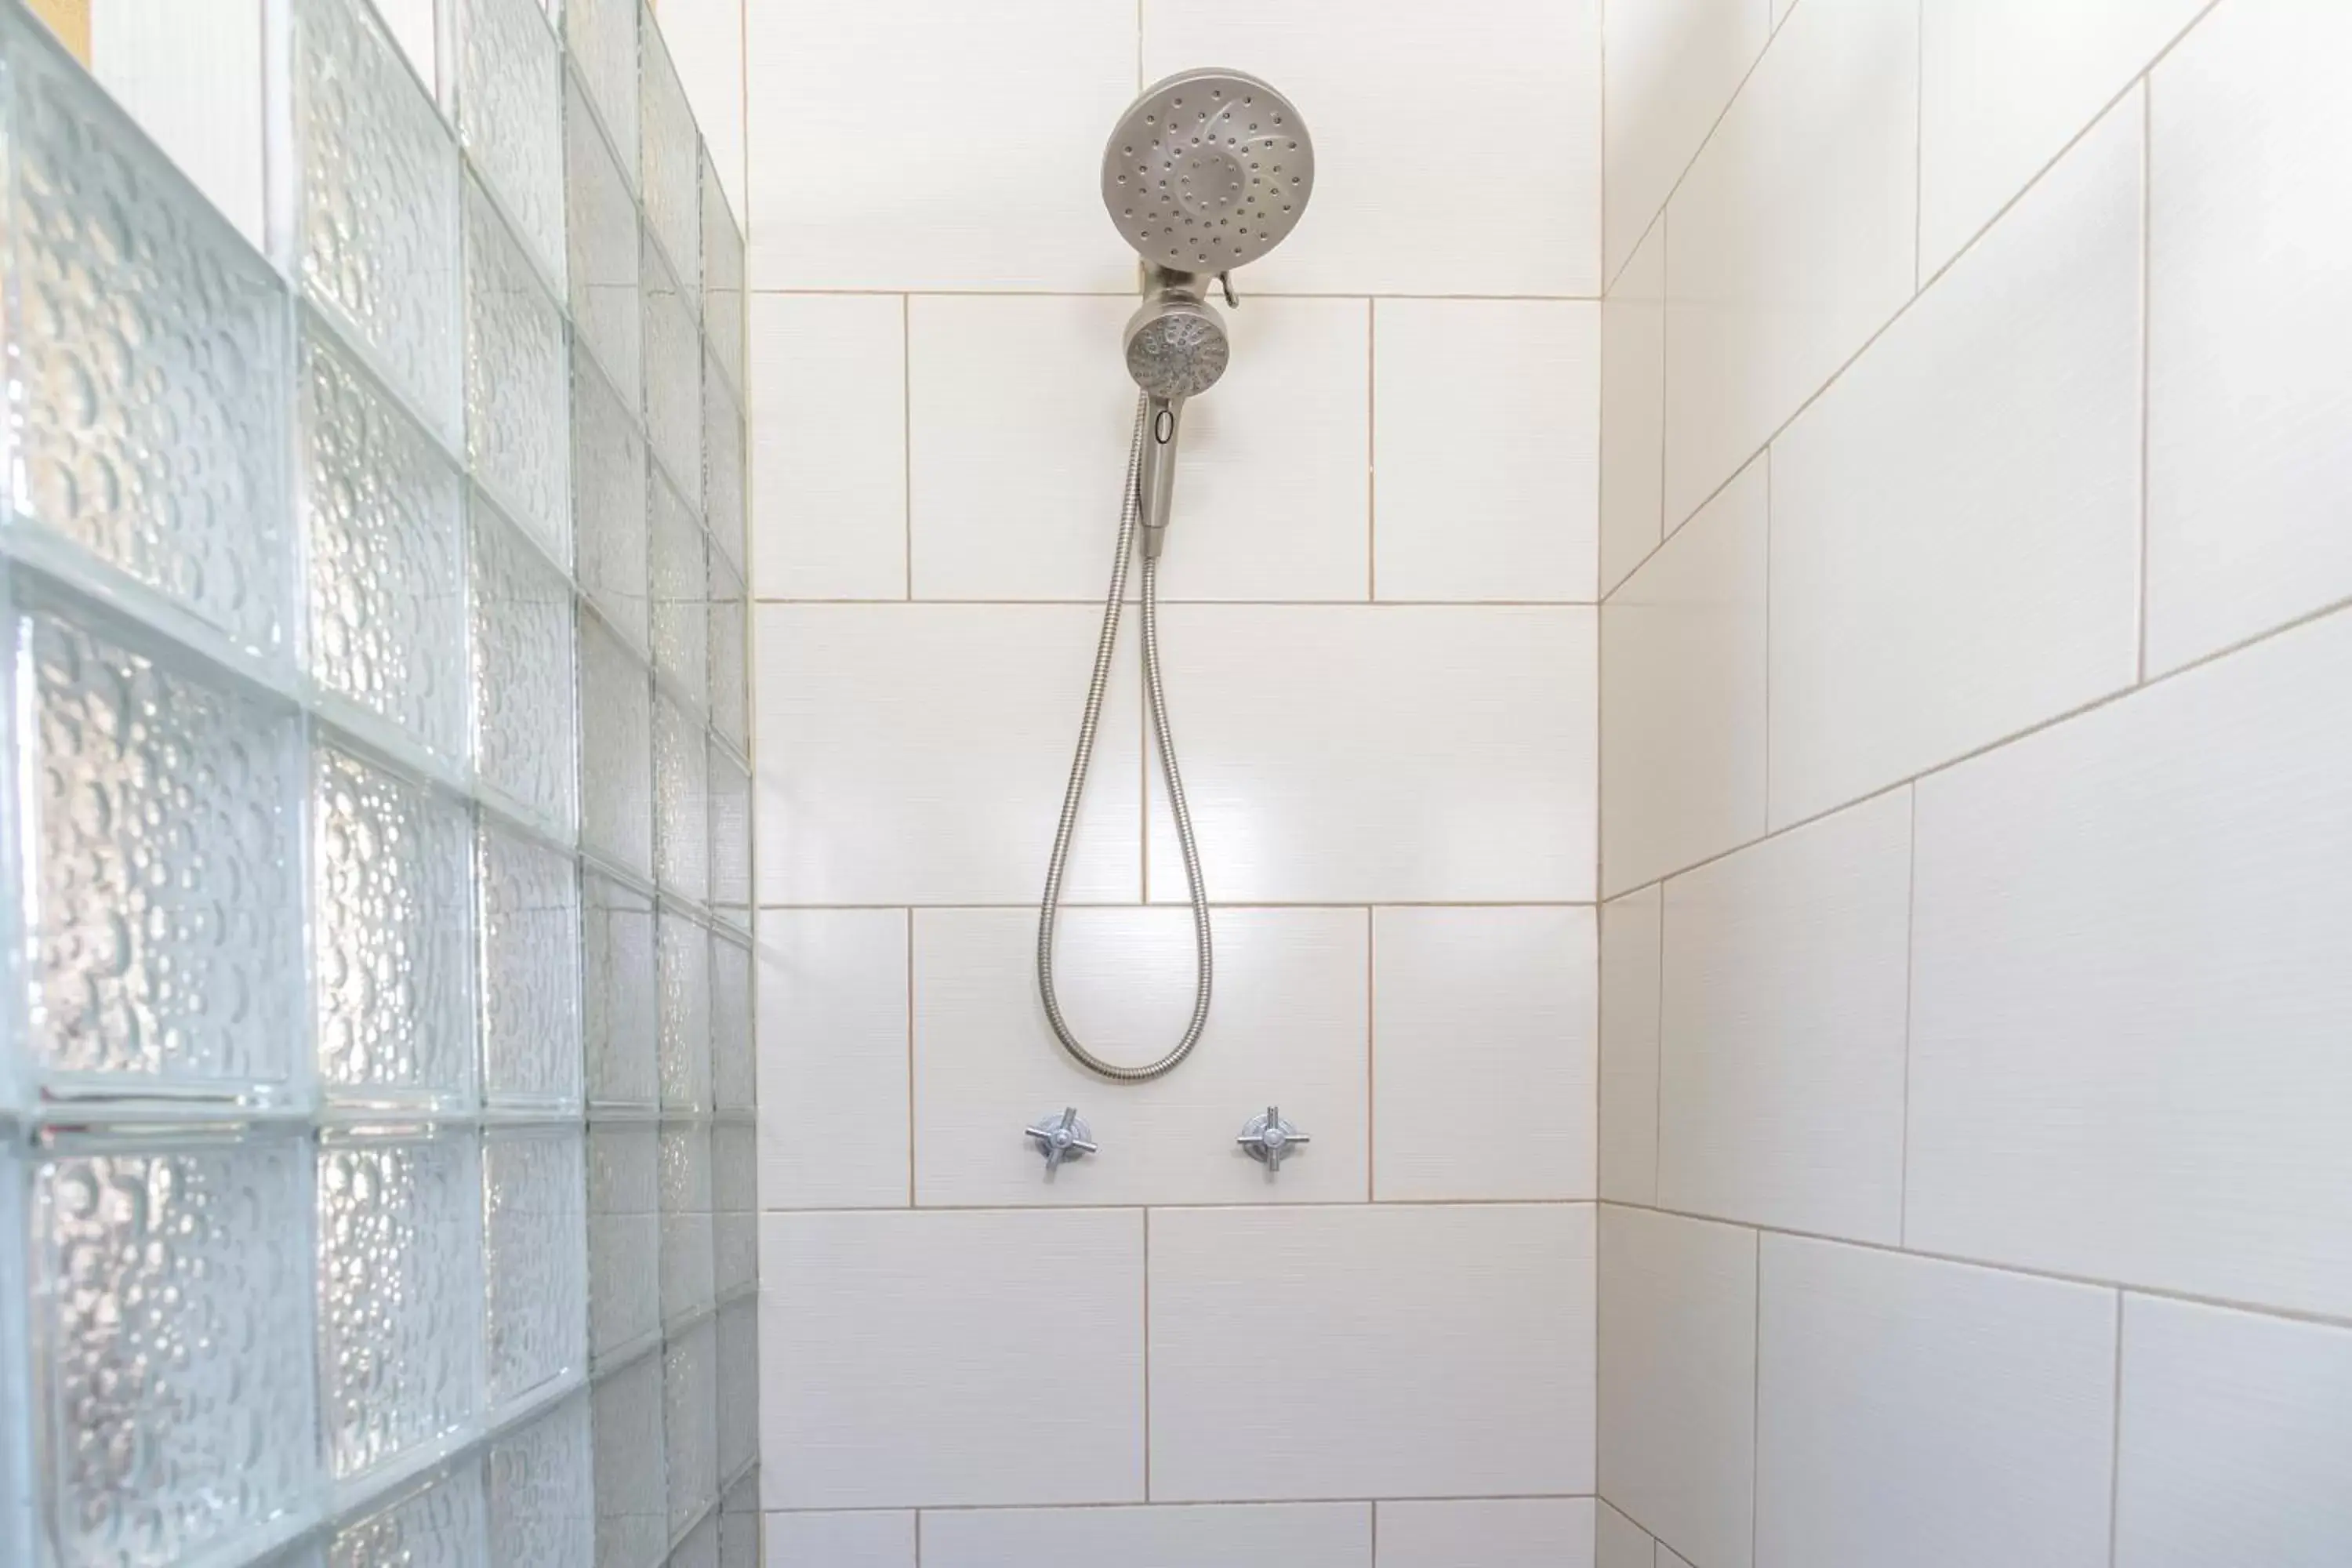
{"left": 1036, "top": 395, "right": 1213, "bottom": 1082}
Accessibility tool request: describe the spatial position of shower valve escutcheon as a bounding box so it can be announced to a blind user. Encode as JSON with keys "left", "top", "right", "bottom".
{"left": 1237, "top": 1106, "right": 1309, "bottom": 1171}
{"left": 1024, "top": 1107, "right": 1097, "bottom": 1174}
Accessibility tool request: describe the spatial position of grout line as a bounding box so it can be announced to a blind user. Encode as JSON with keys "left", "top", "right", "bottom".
{"left": 2134, "top": 79, "right": 2153, "bottom": 685}
{"left": 745, "top": 287, "right": 1610, "bottom": 302}
{"left": 902, "top": 293, "right": 913, "bottom": 601}
{"left": 1142, "top": 1205, "right": 1152, "bottom": 1501}
{"left": 1365, "top": 299, "right": 1378, "bottom": 601}
{"left": 757, "top": 597, "right": 1608, "bottom": 608}
{"left": 1364, "top": 906, "right": 1377, "bottom": 1202}
{"left": 2107, "top": 1291, "right": 2126, "bottom": 1567}
{"left": 1750, "top": 1235, "right": 1763, "bottom": 1568}
{"left": 760, "top": 899, "right": 1611, "bottom": 912}
{"left": 1760, "top": 442, "right": 1772, "bottom": 824}
{"left": 1897, "top": 785, "right": 1917, "bottom": 1247}
{"left": 771, "top": 1492, "right": 1612, "bottom": 1518}
{"left": 906, "top": 907, "right": 916, "bottom": 1206}
{"left": 1650, "top": 884, "right": 1665, "bottom": 1206}
{"left": 1911, "top": 0, "right": 1925, "bottom": 295}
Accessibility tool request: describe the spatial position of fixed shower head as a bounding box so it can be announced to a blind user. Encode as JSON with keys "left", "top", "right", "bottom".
{"left": 1102, "top": 67, "right": 1316, "bottom": 274}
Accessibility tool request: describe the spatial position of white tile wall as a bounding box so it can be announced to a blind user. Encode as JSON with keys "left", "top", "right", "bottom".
{"left": 1755, "top": 1236, "right": 2118, "bottom": 1568}
{"left": 2146, "top": 0, "right": 2352, "bottom": 673}
{"left": 1598, "top": 1205, "right": 1756, "bottom": 1568}
{"left": 1599, "top": 456, "right": 1766, "bottom": 896}
{"left": 1376, "top": 1499, "right": 1597, "bottom": 1568}
{"left": 1143, "top": 607, "right": 1596, "bottom": 904}
{"left": 762, "top": 1511, "right": 916, "bottom": 1568}
{"left": 1661, "top": 1548, "right": 1697, "bottom": 1568}
{"left": 1656, "top": 790, "right": 1911, "bottom": 1243}
{"left": 759, "top": 1208, "right": 1145, "bottom": 1508}
{"left": 1596, "top": 1501, "right": 1655, "bottom": 1568}
{"left": 1766, "top": 96, "right": 2143, "bottom": 828}
{"left": 2115, "top": 1296, "right": 2352, "bottom": 1567}
{"left": 655, "top": 0, "right": 745, "bottom": 216}
{"left": 1371, "top": 906, "right": 1595, "bottom": 1203}
{"left": 1371, "top": 300, "right": 1599, "bottom": 603}
{"left": 1906, "top": 607, "right": 2352, "bottom": 1319}
{"left": 1601, "top": 0, "right": 1769, "bottom": 286}
{"left": 750, "top": 294, "right": 908, "bottom": 600}
{"left": 911, "top": 907, "right": 1368, "bottom": 1206}
{"left": 1599, "top": 220, "right": 1666, "bottom": 597}
{"left": 756, "top": 909, "right": 909, "bottom": 1209}
{"left": 924, "top": 1504, "right": 1371, "bottom": 1568}
{"left": 1662, "top": 0, "right": 1918, "bottom": 529}
{"left": 1141, "top": 0, "right": 1602, "bottom": 296}
{"left": 92, "top": 0, "right": 268, "bottom": 245}
{"left": 1149, "top": 1204, "right": 1595, "bottom": 1501}
{"left": 1598, "top": 887, "right": 1662, "bottom": 1207}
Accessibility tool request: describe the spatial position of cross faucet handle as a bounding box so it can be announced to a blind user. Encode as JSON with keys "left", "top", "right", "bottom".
{"left": 1024, "top": 1107, "right": 1097, "bottom": 1174}
{"left": 1237, "top": 1105, "right": 1309, "bottom": 1172}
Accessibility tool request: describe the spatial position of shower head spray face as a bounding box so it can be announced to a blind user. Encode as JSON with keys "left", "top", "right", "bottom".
{"left": 1102, "top": 68, "right": 1316, "bottom": 274}
{"left": 1123, "top": 296, "right": 1230, "bottom": 400}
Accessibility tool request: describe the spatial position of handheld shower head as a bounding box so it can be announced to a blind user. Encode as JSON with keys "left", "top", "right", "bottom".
{"left": 1102, "top": 68, "right": 1316, "bottom": 274}
{"left": 1124, "top": 295, "right": 1230, "bottom": 401}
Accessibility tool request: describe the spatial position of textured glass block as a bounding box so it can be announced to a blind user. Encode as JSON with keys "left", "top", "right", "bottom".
{"left": 27, "top": 1136, "right": 318, "bottom": 1568}
{"left": 715, "top": 1298, "right": 757, "bottom": 1483}
{"left": 710, "top": 934, "right": 753, "bottom": 1115}
{"left": 702, "top": 357, "right": 745, "bottom": 579}
{"left": 656, "top": 1123, "right": 713, "bottom": 1328}
{"left": 564, "top": 0, "right": 638, "bottom": 184}
{"left": 653, "top": 695, "right": 708, "bottom": 903}
{"left": 710, "top": 1121, "right": 753, "bottom": 1299}
{"left": 662, "top": 1317, "right": 718, "bottom": 1538}
{"left": 706, "top": 550, "right": 747, "bottom": 755}
{"left": 485, "top": 1392, "right": 593, "bottom": 1567}
{"left": 707, "top": 742, "right": 751, "bottom": 935}
{"left": 296, "top": 0, "right": 463, "bottom": 438}
{"left": 471, "top": 496, "right": 579, "bottom": 831}
{"left": 642, "top": 238, "right": 702, "bottom": 499}
{"left": 700, "top": 149, "right": 744, "bottom": 397}
{"left": 573, "top": 349, "right": 649, "bottom": 648}
{"left": 671, "top": 1515, "right": 717, "bottom": 1568}
{"left": 565, "top": 70, "right": 640, "bottom": 396}
{"left": 483, "top": 1127, "right": 587, "bottom": 1407}
{"left": 7, "top": 21, "right": 294, "bottom": 655}
{"left": 301, "top": 323, "right": 468, "bottom": 761}
{"left": 591, "top": 1352, "right": 666, "bottom": 1568}
{"left": 18, "top": 590, "right": 304, "bottom": 1097}
{"left": 329, "top": 1467, "right": 487, "bottom": 1568}
{"left": 465, "top": 180, "right": 572, "bottom": 560}
{"left": 657, "top": 913, "right": 710, "bottom": 1114}
{"left": 479, "top": 821, "right": 583, "bottom": 1109}
{"left": 583, "top": 872, "right": 658, "bottom": 1109}
{"left": 637, "top": 14, "right": 698, "bottom": 299}
{"left": 313, "top": 744, "right": 477, "bottom": 1105}
{"left": 648, "top": 474, "right": 706, "bottom": 709}
{"left": 578, "top": 615, "right": 652, "bottom": 879}
{"left": 456, "top": 0, "right": 565, "bottom": 289}
{"left": 318, "top": 1132, "right": 484, "bottom": 1479}
{"left": 586, "top": 1123, "right": 659, "bottom": 1363}
{"left": 715, "top": 1472, "right": 757, "bottom": 1568}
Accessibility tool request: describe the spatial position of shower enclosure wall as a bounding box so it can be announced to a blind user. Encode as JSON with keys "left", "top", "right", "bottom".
{"left": 0, "top": 0, "right": 757, "bottom": 1563}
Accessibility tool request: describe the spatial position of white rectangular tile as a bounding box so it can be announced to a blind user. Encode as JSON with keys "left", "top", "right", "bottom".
{"left": 1377, "top": 1499, "right": 1596, "bottom": 1568}
{"left": 93, "top": 0, "right": 268, "bottom": 246}
{"left": 1142, "top": 0, "right": 1601, "bottom": 294}
{"left": 1596, "top": 1501, "right": 1653, "bottom": 1568}
{"left": 1371, "top": 906, "right": 1595, "bottom": 1202}
{"left": 1907, "top": 606, "right": 2352, "bottom": 1319}
{"left": 1145, "top": 608, "right": 1596, "bottom": 903}
{"left": 1149, "top": 1204, "right": 1595, "bottom": 1501}
{"left": 1661, "top": 1549, "right": 1697, "bottom": 1568}
{"left": 1656, "top": 791, "right": 1911, "bottom": 1243}
{"left": 763, "top": 1511, "right": 915, "bottom": 1568}
{"left": 652, "top": 0, "right": 745, "bottom": 220}
{"left": 1767, "top": 96, "right": 2143, "bottom": 827}
{"left": 1599, "top": 887, "right": 1663, "bottom": 1206}
{"left": 760, "top": 1208, "right": 1144, "bottom": 1508}
{"left": 757, "top": 910, "right": 909, "bottom": 1209}
{"left": 909, "top": 296, "right": 1368, "bottom": 602}
{"left": 1599, "top": 457, "right": 1766, "bottom": 895}
{"left": 2115, "top": 1296, "right": 2352, "bottom": 1568}
{"left": 1599, "top": 220, "right": 1666, "bottom": 597}
{"left": 1373, "top": 300, "right": 1598, "bottom": 603}
{"left": 1920, "top": 0, "right": 2203, "bottom": 278}
{"left": 924, "top": 1504, "right": 1370, "bottom": 1568}
{"left": 755, "top": 604, "right": 1141, "bottom": 905}
{"left": 1755, "top": 1236, "right": 2118, "bottom": 1568}
{"left": 744, "top": 0, "right": 1135, "bottom": 289}
{"left": 1663, "top": 0, "right": 1918, "bottom": 528}
{"left": 2147, "top": 0, "right": 2352, "bottom": 673}
{"left": 1602, "top": 0, "right": 1770, "bottom": 285}
{"left": 912, "top": 907, "right": 1368, "bottom": 1206}
{"left": 1599, "top": 1205, "right": 1757, "bottom": 1568}
{"left": 750, "top": 295, "right": 907, "bottom": 600}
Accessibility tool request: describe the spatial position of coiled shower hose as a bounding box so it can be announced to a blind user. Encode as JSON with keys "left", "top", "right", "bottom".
{"left": 1036, "top": 396, "right": 1213, "bottom": 1082}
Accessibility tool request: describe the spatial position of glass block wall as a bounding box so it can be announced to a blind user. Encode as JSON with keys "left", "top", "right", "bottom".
{"left": 0, "top": 0, "right": 756, "bottom": 1563}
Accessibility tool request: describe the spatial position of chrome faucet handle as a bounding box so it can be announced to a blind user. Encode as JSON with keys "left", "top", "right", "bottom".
{"left": 1024, "top": 1107, "right": 1097, "bottom": 1175}
{"left": 1237, "top": 1105, "right": 1309, "bottom": 1172}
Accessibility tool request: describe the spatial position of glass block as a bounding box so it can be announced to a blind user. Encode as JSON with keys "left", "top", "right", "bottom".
{"left": 657, "top": 912, "right": 710, "bottom": 1114}
{"left": 565, "top": 69, "right": 640, "bottom": 397}
{"left": 710, "top": 934, "right": 753, "bottom": 1116}
{"left": 702, "top": 354, "right": 746, "bottom": 579}
{"left": 586, "top": 1123, "right": 659, "bottom": 1363}
{"left": 464, "top": 179, "right": 573, "bottom": 561}
{"left": 662, "top": 1317, "right": 717, "bottom": 1538}
{"left": 583, "top": 872, "right": 658, "bottom": 1109}
{"left": 656, "top": 1123, "right": 712, "bottom": 1328}
{"left": 301, "top": 321, "right": 469, "bottom": 761}
{"left": 643, "top": 238, "right": 702, "bottom": 501}
{"left": 707, "top": 740, "right": 750, "bottom": 934}
{"left": 296, "top": 0, "right": 463, "bottom": 440}
{"left": 648, "top": 474, "right": 706, "bottom": 709}
{"left": 573, "top": 349, "right": 648, "bottom": 649}
{"left": 27, "top": 1135, "right": 318, "bottom": 1568}
{"left": 471, "top": 495, "right": 579, "bottom": 832}
{"left": 317, "top": 1131, "right": 484, "bottom": 1480}
{"left": 654, "top": 695, "right": 708, "bottom": 903}
{"left": 700, "top": 149, "right": 744, "bottom": 397}
{"left": 564, "top": 0, "right": 638, "bottom": 184}
{"left": 6, "top": 18, "right": 294, "bottom": 656}
{"left": 485, "top": 1392, "right": 593, "bottom": 1566}
{"left": 706, "top": 550, "right": 748, "bottom": 755}
{"left": 715, "top": 1472, "right": 757, "bottom": 1568}
{"left": 479, "top": 820, "right": 583, "bottom": 1109}
{"left": 456, "top": 0, "right": 565, "bottom": 289}
{"left": 483, "top": 1127, "right": 587, "bottom": 1407}
{"left": 711, "top": 1121, "right": 753, "bottom": 1299}
{"left": 328, "top": 1467, "right": 487, "bottom": 1568}
{"left": 591, "top": 1352, "right": 666, "bottom": 1568}
{"left": 578, "top": 615, "right": 652, "bottom": 880}
{"left": 17, "top": 587, "right": 304, "bottom": 1098}
{"left": 312, "top": 743, "right": 477, "bottom": 1106}
{"left": 637, "top": 13, "right": 698, "bottom": 299}
{"left": 715, "top": 1298, "right": 757, "bottom": 1483}
{"left": 671, "top": 1515, "right": 717, "bottom": 1568}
